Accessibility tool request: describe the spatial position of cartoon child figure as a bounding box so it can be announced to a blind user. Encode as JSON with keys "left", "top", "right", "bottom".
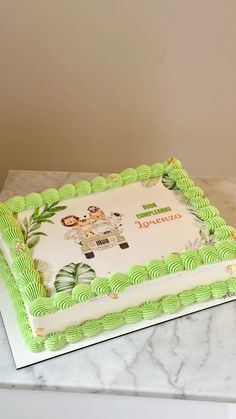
{"left": 88, "top": 206, "right": 106, "bottom": 222}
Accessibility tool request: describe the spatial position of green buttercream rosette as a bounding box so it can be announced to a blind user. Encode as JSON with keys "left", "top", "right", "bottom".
{"left": 211, "top": 281, "right": 228, "bottom": 299}
{"left": 41, "top": 188, "right": 60, "bottom": 205}
{"left": 198, "top": 245, "right": 219, "bottom": 264}
{"left": 140, "top": 301, "right": 163, "bottom": 319}
{"left": 161, "top": 295, "right": 180, "bottom": 313}
{"left": 179, "top": 290, "right": 195, "bottom": 306}
{"left": 106, "top": 174, "right": 123, "bottom": 189}
{"left": 52, "top": 291, "right": 74, "bottom": 310}
{"left": 90, "top": 277, "right": 110, "bottom": 296}
{"left": 164, "top": 254, "right": 184, "bottom": 273}
{"left": 226, "top": 277, "right": 236, "bottom": 294}
{"left": 90, "top": 176, "right": 107, "bottom": 193}
{"left": 136, "top": 164, "right": 152, "bottom": 181}
{"left": 102, "top": 313, "right": 125, "bottom": 330}
{"left": 150, "top": 163, "right": 164, "bottom": 177}
{"left": 74, "top": 180, "right": 91, "bottom": 196}
{"left": 108, "top": 273, "right": 131, "bottom": 293}
{"left": 5, "top": 196, "right": 25, "bottom": 213}
{"left": 123, "top": 306, "right": 143, "bottom": 324}
{"left": 120, "top": 168, "right": 137, "bottom": 185}
{"left": 65, "top": 325, "right": 84, "bottom": 344}
{"left": 25, "top": 192, "right": 43, "bottom": 209}
{"left": 127, "top": 265, "right": 149, "bottom": 284}
{"left": 181, "top": 250, "right": 202, "bottom": 270}
{"left": 190, "top": 197, "right": 210, "bottom": 208}
{"left": 146, "top": 259, "right": 168, "bottom": 278}
{"left": 215, "top": 240, "right": 236, "bottom": 260}
{"left": 58, "top": 184, "right": 76, "bottom": 200}
{"left": 194, "top": 285, "right": 211, "bottom": 302}
{"left": 72, "top": 284, "right": 95, "bottom": 302}
{"left": 176, "top": 178, "right": 194, "bottom": 192}
{"left": 44, "top": 332, "right": 66, "bottom": 351}
{"left": 81, "top": 320, "right": 103, "bottom": 337}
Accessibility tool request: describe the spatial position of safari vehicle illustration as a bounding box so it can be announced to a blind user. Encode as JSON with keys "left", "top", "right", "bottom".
{"left": 81, "top": 230, "right": 129, "bottom": 259}
{"left": 61, "top": 206, "right": 129, "bottom": 259}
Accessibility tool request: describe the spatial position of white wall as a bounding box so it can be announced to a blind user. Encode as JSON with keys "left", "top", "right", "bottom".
{"left": 1, "top": 1, "right": 236, "bottom": 187}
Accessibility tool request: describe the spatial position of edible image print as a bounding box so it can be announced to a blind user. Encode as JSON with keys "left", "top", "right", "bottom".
{"left": 61, "top": 206, "right": 129, "bottom": 259}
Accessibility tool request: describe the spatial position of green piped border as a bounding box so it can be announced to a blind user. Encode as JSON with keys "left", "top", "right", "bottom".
{"left": 1, "top": 248, "right": 236, "bottom": 352}
{"left": 0, "top": 158, "right": 236, "bottom": 319}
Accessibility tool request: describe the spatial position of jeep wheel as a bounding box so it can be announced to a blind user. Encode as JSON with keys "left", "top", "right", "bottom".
{"left": 119, "top": 242, "right": 129, "bottom": 249}
{"left": 85, "top": 251, "right": 95, "bottom": 259}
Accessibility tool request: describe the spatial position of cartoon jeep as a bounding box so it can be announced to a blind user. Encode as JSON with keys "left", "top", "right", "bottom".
{"left": 81, "top": 230, "right": 129, "bottom": 259}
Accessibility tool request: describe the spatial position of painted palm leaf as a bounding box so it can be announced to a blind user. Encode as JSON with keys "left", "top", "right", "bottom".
{"left": 54, "top": 262, "right": 96, "bottom": 293}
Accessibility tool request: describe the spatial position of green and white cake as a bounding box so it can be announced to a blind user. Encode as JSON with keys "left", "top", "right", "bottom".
{"left": 0, "top": 158, "right": 236, "bottom": 352}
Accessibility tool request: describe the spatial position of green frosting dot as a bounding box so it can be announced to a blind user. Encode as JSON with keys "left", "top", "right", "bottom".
{"left": 90, "top": 176, "right": 107, "bottom": 193}
{"left": 2, "top": 227, "right": 24, "bottom": 246}
{"left": 12, "top": 252, "right": 35, "bottom": 273}
{"left": 205, "top": 216, "right": 226, "bottom": 232}
{"left": 72, "top": 284, "right": 95, "bottom": 302}
{"left": 106, "top": 174, "right": 123, "bottom": 189}
{"left": 184, "top": 186, "right": 204, "bottom": 200}
{"left": 17, "top": 269, "right": 41, "bottom": 290}
{"left": 136, "top": 164, "right": 152, "bottom": 180}
{"left": 190, "top": 197, "right": 210, "bottom": 208}
{"left": 150, "top": 163, "right": 164, "bottom": 177}
{"left": 108, "top": 273, "right": 131, "bottom": 293}
{"left": 127, "top": 265, "right": 149, "bottom": 284}
{"left": 45, "top": 333, "right": 66, "bottom": 351}
{"left": 58, "top": 184, "right": 76, "bottom": 200}
{"left": 226, "top": 277, "right": 236, "bottom": 294}
{"left": 211, "top": 281, "right": 228, "bottom": 298}
{"left": 29, "top": 297, "right": 56, "bottom": 317}
{"left": 74, "top": 180, "right": 91, "bottom": 196}
{"left": 181, "top": 250, "right": 202, "bottom": 270}
{"left": 120, "top": 168, "right": 137, "bottom": 185}
{"left": 82, "top": 319, "right": 103, "bottom": 337}
{"left": 168, "top": 169, "right": 188, "bottom": 181}
{"left": 140, "top": 301, "right": 163, "bottom": 319}
{"left": 65, "top": 325, "right": 84, "bottom": 344}
{"left": 22, "top": 282, "right": 47, "bottom": 304}
{"left": 215, "top": 240, "right": 236, "bottom": 260}
{"left": 91, "top": 277, "right": 110, "bottom": 295}
{"left": 25, "top": 192, "right": 43, "bottom": 209}
{"left": 146, "top": 259, "right": 168, "bottom": 278}
{"left": 214, "top": 225, "right": 235, "bottom": 240}
{"left": 176, "top": 178, "right": 194, "bottom": 192}
{"left": 102, "top": 312, "right": 125, "bottom": 330}
{"left": 123, "top": 306, "right": 143, "bottom": 323}
{"left": 198, "top": 245, "right": 219, "bottom": 264}
{"left": 41, "top": 188, "right": 59, "bottom": 205}
{"left": 197, "top": 205, "right": 220, "bottom": 221}
{"left": 179, "top": 290, "right": 195, "bottom": 306}
{"left": 5, "top": 196, "right": 25, "bottom": 213}
{"left": 52, "top": 291, "right": 74, "bottom": 310}
{"left": 24, "top": 335, "right": 45, "bottom": 352}
{"left": 164, "top": 254, "right": 184, "bottom": 273}
{"left": 194, "top": 285, "right": 211, "bottom": 302}
{"left": 161, "top": 295, "right": 180, "bottom": 313}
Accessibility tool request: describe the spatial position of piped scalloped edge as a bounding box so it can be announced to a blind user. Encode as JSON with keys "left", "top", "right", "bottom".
{"left": 0, "top": 249, "right": 236, "bottom": 352}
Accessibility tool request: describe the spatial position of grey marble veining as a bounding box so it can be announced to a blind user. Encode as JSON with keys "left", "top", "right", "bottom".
{"left": 1, "top": 170, "right": 236, "bottom": 401}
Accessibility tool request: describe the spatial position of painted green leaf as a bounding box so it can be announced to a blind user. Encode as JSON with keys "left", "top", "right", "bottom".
{"left": 54, "top": 263, "right": 96, "bottom": 293}
{"left": 29, "top": 222, "right": 41, "bottom": 232}
{"left": 27, "top": 236, "right": 40, "bottom": 248}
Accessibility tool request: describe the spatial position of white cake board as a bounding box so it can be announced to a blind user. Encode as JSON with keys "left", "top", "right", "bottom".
{"left": 1, "top": 280, "right": 236, "bottom": 369}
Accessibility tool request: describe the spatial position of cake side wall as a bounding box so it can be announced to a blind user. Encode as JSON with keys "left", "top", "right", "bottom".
{"left": 30, "top": 259, "right": 236, "bottom": 336}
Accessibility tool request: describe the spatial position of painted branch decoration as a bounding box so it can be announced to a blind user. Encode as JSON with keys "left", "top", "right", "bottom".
{"left": 20, "top": 202, "right": 67, "bottom": 248}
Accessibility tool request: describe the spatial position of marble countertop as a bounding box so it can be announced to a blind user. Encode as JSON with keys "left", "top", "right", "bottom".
{"left": 1, "top": 169, "right": 236, "bottom": 402}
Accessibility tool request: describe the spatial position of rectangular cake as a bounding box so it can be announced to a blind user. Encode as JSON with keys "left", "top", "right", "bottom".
{"left": 0, "top": 158, "right": 236, "bottom": 352}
